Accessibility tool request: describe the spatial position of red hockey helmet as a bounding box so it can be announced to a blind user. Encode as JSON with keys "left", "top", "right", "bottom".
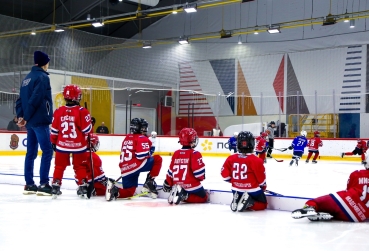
{"left": 179, "top": 128, "right": 198, "bottom": 148}
{"left": 63, "top": 84, "right": 82, "bottom": 102}
{"left": 314, "top": 131, "right": 320, "bottom": 137}
{"left": 90, "top": 134, "right": 100, "bottom": 152}
{"left": 261, "top": 132, "right": 268, "bottom": 138}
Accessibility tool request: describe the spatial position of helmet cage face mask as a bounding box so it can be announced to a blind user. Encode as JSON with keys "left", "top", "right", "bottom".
{"left": 237, "top": 131, "right": 255, "bottom": 150}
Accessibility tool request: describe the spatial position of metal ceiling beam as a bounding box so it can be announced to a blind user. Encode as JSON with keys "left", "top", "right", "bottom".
{"left": 71, "top": 0, "right": 105, "bottom": 20}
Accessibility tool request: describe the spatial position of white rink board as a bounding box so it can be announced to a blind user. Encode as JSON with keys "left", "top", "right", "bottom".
{"left": 1, "top": 131, "right": 367, "bottom": 158}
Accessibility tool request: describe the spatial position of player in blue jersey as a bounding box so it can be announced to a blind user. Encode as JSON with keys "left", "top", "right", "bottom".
{"left": 227, "top": 132, "right": 238, "bottom": 153}
{"left": 288, "top": 130, "right": 308, "bottom": 166}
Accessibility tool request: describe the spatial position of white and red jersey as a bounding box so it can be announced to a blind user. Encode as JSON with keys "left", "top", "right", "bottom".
{"left": 255, "top": 136, "right": 267, "bottom": 153}
{"left": 119, "top": 134, "right": 152, "bottom": 177}
{"left": 330, "top": 169, "right": 369, "bottom": 222}
{"left": 221, "top": 153, "right": 266, "bottom": 194}
{"left": 165, "top": 148, "right": 205, "bottom": 192}
{"left": 50, "top": 105, "right": 92, "bottom": 153}
{"left": 308, "top": 137, "right": 323, "bottom": 151}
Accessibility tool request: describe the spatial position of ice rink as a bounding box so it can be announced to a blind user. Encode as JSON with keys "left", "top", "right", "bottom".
{"left": 1, "top": 155, "right": 369, "bottom": 251}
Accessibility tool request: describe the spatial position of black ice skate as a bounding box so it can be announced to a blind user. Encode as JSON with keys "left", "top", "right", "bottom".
{"left": 142, "top": 174, "right": 158, "bottom": 199}
{"left": 105, "top": 178, "right": 119, "bottom": 201}
{"left": 173, "top": 185, "right": 188, "bottom": 205}
{"left": 168, "top": 185, "right": 178, "bottom": 204}
{"left": 237, "top": 192, "right": 255, "bottom": 212}
{"left": 291, "top": 206, "right": 317, "bottom": 219}
{"left": 77, "top": 180, "right": 88, "bottom": 199}
{"left": 230, "top": 192, "right": 241, "bottom": 212}
{"left": 51, "top": 180, "right": 61, "bottom": 199}
{"left": 36, "top": 183, "right": 52, "bottom": 196}
{"left": 23, "top": 184, "right": 38, "bottom": 195}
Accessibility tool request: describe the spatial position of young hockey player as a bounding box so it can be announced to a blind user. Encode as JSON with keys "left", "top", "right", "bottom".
{"left": 221, "top": 131, "right": 267, "bottom": 212}
{"left": 227, "top": 132, "right": 238, "bottom": 153}
{"left": 162, "top": 128, "right": 208, "bottom": 205}
{"left": 305, "top": 131, "right": 323, "bottom": 164}
{"left": 266, "top": 121, "right": 276, "bottom": 158}
{"left": 50, "top": 84, "right": 92, "bottom": 198}
{"left": 105, "top": 118, "right": 162, "bottom": 200}
{"left": 83, "top": 134, "right": 109, "bottom": 196}
{"left": 291, "top": 156, "right": 369, "bottom": 222}
{"left": 288, "top": 130, "right": 308, "bottom": 166}
{"left": 255, "top": 132, "right": 268, "bottom": 163}
{"left": 341, "top": 139, "right": 368, "bottom": 165}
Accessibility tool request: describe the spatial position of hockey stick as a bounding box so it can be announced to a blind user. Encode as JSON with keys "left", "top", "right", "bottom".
{"left": 272, "top": 157, "right": 284, "bottom": 162}
{"left": 265, "top": 190, "right": 283, "bottom": 196}
{"left": 122, "top": 188, "right": 163, "bottom": 200}
{"left": 84, "top": 102, "right": 94, "bottom": 199}
{"left": 274, "top": 148, "right": 288, "bottom": 152}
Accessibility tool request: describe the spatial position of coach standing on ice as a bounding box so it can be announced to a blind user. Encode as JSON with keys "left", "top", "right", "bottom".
{"left": 16, "top": 51, "right": 54, "bottom": 196}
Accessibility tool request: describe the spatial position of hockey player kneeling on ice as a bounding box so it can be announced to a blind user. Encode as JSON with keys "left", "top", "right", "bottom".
{"left": 291, "top": 155, "right": 369, "bottom": 222}
{"left": 288, "top": 130, "right": 308, "bottom": 166}
{"left": 80, "top": 134, "right": 110, "bottom": 197}
{"left": 221, "top": 131, "right": 268, "bottom": 212}
{"left": 162, "top": 128, "right": 208, "bottom": 205}
{"left": 50, "top": 85, "right": 92, "bottom": 199}
{"left": 105, "top": 118, "right": 162, "bottom": 201}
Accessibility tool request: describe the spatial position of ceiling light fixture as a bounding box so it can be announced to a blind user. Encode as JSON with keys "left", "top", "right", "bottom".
{"left": 87, "top": 14, "right": 91, "bottom": 20}
{"left": 30, "top": 30, "right": 36, "bottom": 35}
{"left": 178, "top": 36, "right": 189, "bottom": 45}
{"left": 254, "top": 26, "right": 259, "bottom": 34}
{"left": 267, "top": 25, "right": 280, "bottom": 34}
{"left": 350, "top": 19, "right": 355, "bottom": 28}
{"left": 92, "top": 20, "right": 104, "bottom": 27}
{"left": 172, "top": 6, "right": 178, "bottom": 14}
{"left": 142, "top": 41, "right": 152, "bottom": 49}
{"left": 184, "top": 3, "right": 197, "bottom": 13}
{"left": 54, "top": 26, "right": 65, "bottom": 32}
{"left": 220, "top": 29, "right": 232, "bottom": 38}
{"left": 237, "top": 35, "right": 242, "bottom": 45}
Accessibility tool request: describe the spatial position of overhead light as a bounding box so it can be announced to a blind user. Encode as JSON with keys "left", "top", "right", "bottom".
{"left": 237, "top": 35, "right": 242, "bottom": 45}
{"left": 178, "top": 36, "right": 189, "bottom": 45}
{"left": 142, "top": 41, "right": 152, "bottom": 49}
{"left": 184, "top": 3, "right": 197, "bottom": 13}
{"left": 30, "top": 30, "right": 36, "bottom": 35}
{"left": 92, "top": 21, "right": 104, "bottom": 27}
{"left": 350, "top": 19, "right": 355, "bottom": 28}
{"left": 323, "top": 14, "right": 336, "bottom": 26}
{"left": 119, "top": 0, "right": 123, "bottom": 2}
{"left": 172, "top": 6, "right": 178, "bottom": 14}
{"left": 344, "top": 14, "right": 349, "bottom": 22}
{"left": 220, "top": 29, "right": 232, "bottom": 38}
{"left": 54, "top": 26, "right": 65, "bottom": 32}
{"left": 254, "top": 26, "right": 259, "bottom": 34}
{"left": 267, "top": 25, "right": 280, "bottom": 34}
{"left": 87, "top": 14, "right": 91, "bottom": 20}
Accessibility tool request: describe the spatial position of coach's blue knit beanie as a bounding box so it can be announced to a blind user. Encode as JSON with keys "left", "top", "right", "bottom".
{"left": 34, "top": 51, "right": 50, "bottom": 66}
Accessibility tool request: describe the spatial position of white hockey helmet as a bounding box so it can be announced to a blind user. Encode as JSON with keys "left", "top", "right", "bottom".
{"left": 151, "top": 131, "right": 157, "bottom": 138}
{"left": 234, "top": 132, "right": 239, "bottom": 137}
{"left": 301, "top": 130, "right": 307, "bottom": 137}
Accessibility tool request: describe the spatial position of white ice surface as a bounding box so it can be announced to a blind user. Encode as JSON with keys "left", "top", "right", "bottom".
{"left": 1, "top": 155, "right": 369, "bottom": 251}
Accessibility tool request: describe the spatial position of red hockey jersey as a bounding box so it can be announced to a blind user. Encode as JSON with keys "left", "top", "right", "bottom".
{"left": 330, "top": 169, "right": 369, "bottom": 222}
{"left": 307, "top": 137, "right": 323, "bottom": 151}
{"left": 119, "top": 134, "right": 151, "bottom": 177}
{"left": 165, "top": 148, "right": 205, "bottom": 192}
{"left": 50, "top": 105, "right": 92, "bottom": 152}
{"left": 221, "top": 153, "right": 266, "bottom": 193}
{"left": 255, "top": 136, "right": 267, "bottom": 153}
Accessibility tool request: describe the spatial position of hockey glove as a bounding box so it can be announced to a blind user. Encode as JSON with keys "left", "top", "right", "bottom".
{"left": 52, "top": 144, "right": 56, "bottom": 152}
{"left": 288, "top": 146, "right": 293, "bottom": 150}
{"left": 162, "top": 180, "right": 171, "bottom": 193}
